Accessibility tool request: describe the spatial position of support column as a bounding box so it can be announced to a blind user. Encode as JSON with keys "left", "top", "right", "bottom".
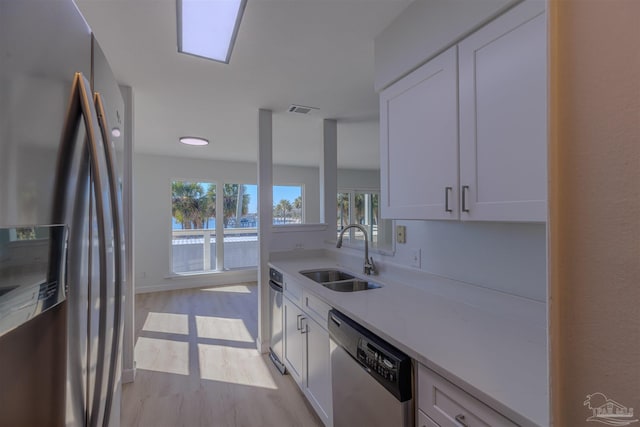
{"left": 321, "top": 119, "right": 337, "bottom": 240}
{"left": 257, "top": 109, "right": 273, "bottom": 353}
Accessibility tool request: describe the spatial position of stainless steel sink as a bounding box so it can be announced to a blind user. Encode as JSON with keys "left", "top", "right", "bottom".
{"left": 299, "top": 269, "right": 382, "bottom": 292}
{"left": 300, "top": 269, "right": 354, "bottom": 283}
{"left": 322, "top": 279, "right": 382, "bottom": 292}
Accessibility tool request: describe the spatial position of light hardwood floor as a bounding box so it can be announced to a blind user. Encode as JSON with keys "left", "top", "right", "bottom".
{"left": 122, "top": 283, "right": 323, "bottom": 427}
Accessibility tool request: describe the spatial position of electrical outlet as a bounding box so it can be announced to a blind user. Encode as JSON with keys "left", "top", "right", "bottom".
{"left": 410, "top": 248, "right": 421, "bottom": 268}
{"left": 294, "top": 242, "right": 304, "bottom": 249}
{"left": 396, "top": 225, "right": 406, "bottom": 244}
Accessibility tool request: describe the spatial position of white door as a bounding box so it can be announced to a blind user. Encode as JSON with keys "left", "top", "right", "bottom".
{"left": 380, "top": 46, "right": 459, "bottom": 220}
{"left": 459, "top": 2, "right": 547, "bottom": 222}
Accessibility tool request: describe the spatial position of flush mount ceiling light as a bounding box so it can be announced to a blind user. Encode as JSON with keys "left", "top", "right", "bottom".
{"left": 177, "top": 0, "right": 247, "bottom": 63}
{"left": 111, "top": 127, "right": 121, "bottom": 137}
{"left": 179, "top": 136, "right": 209, "bottom": 146}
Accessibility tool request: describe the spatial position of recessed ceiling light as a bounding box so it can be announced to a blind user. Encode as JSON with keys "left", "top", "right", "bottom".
{"left": 111, "top": 127, "right": 121, "bottom": 137}
{"left": 177, "top": 0, "right": 247, "bottom": 64}
{"left": 179, "top": 136, "right": 209, "bottom": 146}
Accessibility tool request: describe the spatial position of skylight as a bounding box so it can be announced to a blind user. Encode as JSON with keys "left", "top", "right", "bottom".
{"left": 177, "top": 0, "right": 247, "bottom": 64}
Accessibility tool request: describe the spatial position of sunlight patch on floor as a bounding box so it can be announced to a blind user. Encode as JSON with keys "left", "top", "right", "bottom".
{"left": 200, "top": 284, "right": 253, "bottom": 294}
{"left": 135, "top": 337, "right": 190, "bottom": 375}
{"left": 195, "top": 315, "right": 254, "bottom": 342}
{"left": 198, "top": 343, "right": 278, "bottom": 389}
{"left": 142, "top": 312, "right": 190, "bottom": 335}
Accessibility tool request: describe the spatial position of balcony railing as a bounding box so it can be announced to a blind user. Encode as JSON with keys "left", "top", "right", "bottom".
{"left": 172, "top": 227, "right": 258, "bottom": 273}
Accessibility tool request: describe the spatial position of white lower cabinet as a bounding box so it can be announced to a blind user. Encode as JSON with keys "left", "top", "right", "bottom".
{"left": 304, "top": 315, "right": 332, "bottom": 425}
{"left": 418, "top": 364, "right": 517, "bottom": 427}
{"left": 283, "top": 291, "right": 333, "bottom": 426}
{"left": 283, "top": 295, "right": 305, "bottom": 386}
{"left": 418, "top": 409, "right": 441, "bottom": 427}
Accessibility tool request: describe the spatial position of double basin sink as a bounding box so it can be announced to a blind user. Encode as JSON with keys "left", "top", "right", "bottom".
{"left": 299, "top": 269, "right": 382, "bottom": 292}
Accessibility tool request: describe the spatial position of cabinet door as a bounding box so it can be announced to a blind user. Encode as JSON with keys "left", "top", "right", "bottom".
{"left": 380, "top": 46, "right": 459, "bottom": 220}
{"left": 304, "top": 317, "right": 332, "bottom": 426}
{"left": 418, "top": 364, "right": 518, "bottom": 427}
{"left": 459, "top": 2, "right": 547, "bottom": 221}
{"left": 283, "top": 296, "right": 304, "bottom": 386}
{"left": 418, "top": 409, "right": 440, "bottom": 427}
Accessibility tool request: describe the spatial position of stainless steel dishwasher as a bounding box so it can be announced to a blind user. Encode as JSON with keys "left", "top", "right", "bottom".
{"left": 328, "top": 309, "right": 413, "bottom": 427}
{"left": 268, "top": 268, "right": 286, "bottom": 374}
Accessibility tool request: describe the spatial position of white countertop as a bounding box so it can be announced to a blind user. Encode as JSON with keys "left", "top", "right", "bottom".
{"left": 270, "top": 252, "right": 548, "bottom": 427}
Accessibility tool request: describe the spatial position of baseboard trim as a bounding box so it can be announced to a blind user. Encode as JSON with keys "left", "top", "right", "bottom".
{"left": 256, "top": 336, "right": 269, "bottom": 354}
{"left": 136, "top": 270, "right": 258, "bottom": 294}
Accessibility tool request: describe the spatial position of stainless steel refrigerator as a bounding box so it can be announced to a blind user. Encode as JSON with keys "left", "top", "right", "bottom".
{"left": 0, "top": 1, "right": 126, "bottom": 426}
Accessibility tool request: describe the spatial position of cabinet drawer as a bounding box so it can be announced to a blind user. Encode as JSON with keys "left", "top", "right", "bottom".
{"left": 418, "top": 409, "right": 440, "bottom": 427}
{"left": 283, "top": 274, "right": 303, "bottom": 305}
{"left": 302, "top": 290, "right": 331, "bottom": 327}
{"left": 418, "top": 365, "right": 517, "bottom": 427}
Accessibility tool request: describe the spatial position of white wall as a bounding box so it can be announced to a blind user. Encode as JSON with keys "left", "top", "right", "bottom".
{"left": 332, "top": 220, "right": 546, "bottom": 302}
{"left": 393, "top": 221, "right": 546, "bottom": 301}
{"left": 337, "top": 168, "right": 380, "bottom": 190}
{"left": 134, "top": 152, "right": 322, "bottom": 293}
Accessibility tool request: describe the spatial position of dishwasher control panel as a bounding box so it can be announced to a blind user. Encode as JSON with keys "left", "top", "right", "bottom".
{"left": 358, "top": 339, "right": 399, "bottom": 383}
{"left": 329, "top": 309, "right": 413, "bottom": 402}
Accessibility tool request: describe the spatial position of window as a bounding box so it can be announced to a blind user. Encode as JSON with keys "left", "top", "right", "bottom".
{"left": 171, "top": 180, "right": 259, "bottom": 274}
{"left": 273, "top": 185, "right": 303, "bottom": 225}
{"left": 171, "top": 181, "right": 216, "bottom": 273}
{"left": 222, "top": 184, "right": 258, "bottom": 269}
{"left": 337, "top": 190, "right": 390, "bottom": 249}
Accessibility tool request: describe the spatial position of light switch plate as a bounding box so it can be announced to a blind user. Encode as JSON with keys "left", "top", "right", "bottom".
{"left": 396, "top": 225, "right": 406, "bottom": 244}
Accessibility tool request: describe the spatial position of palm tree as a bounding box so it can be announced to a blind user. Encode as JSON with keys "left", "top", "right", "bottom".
{"left": 293, "top": 196, "right": 303, "bottom": 222}
{"left": 337, "top": 193, "right": 350, "bottom": 230}
{"left": 222, "top": 184, "right": 250, "bottom": 226}
{"left": 276, "top": 199, "right": 292, "bottom": 224}
{"left": 172, "top": 182, "right": 207, "bottom": 229}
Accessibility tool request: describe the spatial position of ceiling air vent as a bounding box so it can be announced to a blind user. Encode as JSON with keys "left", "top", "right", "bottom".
{"left": 288, "top": 104, "right": 318, "bottom": 114}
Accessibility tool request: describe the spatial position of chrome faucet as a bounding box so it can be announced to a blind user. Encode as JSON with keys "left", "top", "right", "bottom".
{"left": 336, "top": 224, "right": 377, "bottom": 275}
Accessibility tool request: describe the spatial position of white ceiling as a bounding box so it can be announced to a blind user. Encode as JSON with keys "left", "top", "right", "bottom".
{"left": 76, "top": 0, "right": 411, "bottom": 169}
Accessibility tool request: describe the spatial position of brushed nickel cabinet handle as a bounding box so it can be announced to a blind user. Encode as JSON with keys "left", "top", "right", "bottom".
{"left": 300, "top": 317, "right": 308, "bottom": 334}
{"left": 445, "top": 186, "right": 453, "bottom": 212}
{"left": 455, "top": 413, "right": 469, "bottom": 427}
{"left": 461, "top": 185, "right": 470, "bottom": 213}
{"left": 296, "top": 314, "right": 302, "bottom": 331}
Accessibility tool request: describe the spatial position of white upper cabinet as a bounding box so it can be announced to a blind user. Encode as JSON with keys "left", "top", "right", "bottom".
{"left": 380, "top": 46, "right": 459, "bottom": 220}
{"left": 379, "top": 1, "right": 547, "bottom": 222}
{"left": 459, "top": 2, "right": 547, "bottom": 221}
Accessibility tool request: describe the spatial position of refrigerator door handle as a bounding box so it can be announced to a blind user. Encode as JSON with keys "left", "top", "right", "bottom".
{"left": 51, "top": 72, "right": 112, "bottom": 427}
{"left": 93, "top": 92, "right": 124, "bottom": 427}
